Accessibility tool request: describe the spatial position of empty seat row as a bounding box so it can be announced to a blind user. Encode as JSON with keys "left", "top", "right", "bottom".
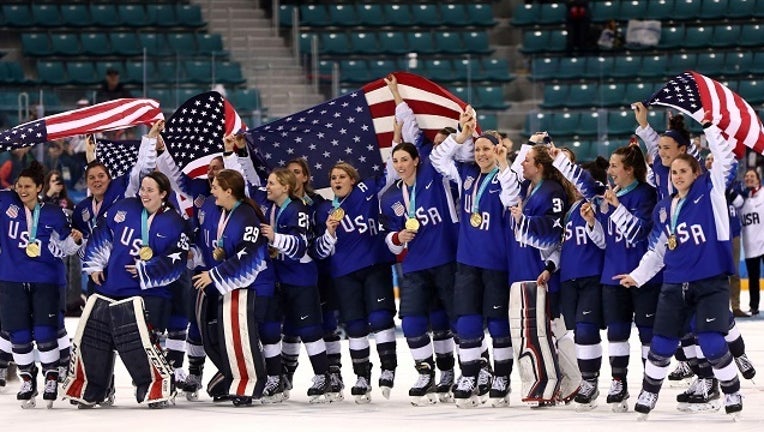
{"left": 299, "top": 30, "right": 492, "bottom": 56}
{"left": 36, "top": 59, "right": 245, "bottom": 86}
{"left": 531, "top": 51, "right": 764, "bottom": 82}
{"left": 147, "top": 87, "right": 262, "bottom": 112}
{"left": 0, "top": 62, "right": 28, "bottom": 85}
{"left": 541, "top": 79, "right": 764, "bottom": 110}
{"left": 524, "top": 109, "right": 670, "bottom": 138}
{"left": 521, "top": 23, "right": 764, "bottom": 54}
{"left": 281, "top": 3, "right": 496, "bottom": 28}
{"left": 511, "top": 0, "right": 764, "bottom": 27}
{"left": 22, "top": 32, "right": 226, "bottom": 58}
{"left": 0, "top": 3, "right": 204, "bottom": 28}
{"left": 318, "top": 57, "right": 514, "bottom": 85}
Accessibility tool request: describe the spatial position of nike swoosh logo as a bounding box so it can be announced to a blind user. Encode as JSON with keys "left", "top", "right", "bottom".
{"left": 48, "top": 313, "right": 56, "bottom": 318}
{"left": 645, "top": 313, "right": 655, "bottom": 318}
{"left": 157, "top": 233, "right": 167, "bottom": 238}
{"left": 488, "top": 189, "right": 500, "bottom": 194}
{"left": 366, "top": 195, "right": 374, "bottom": 202}
{"left": 425, "top": 181, "right": 433, "bottom": 190}
{"left": 300, "top": 315, "right": 309, "bottom": 320}
{"left": 582, "top": 310, "right": 592, "bottom": 315}
{"left": 693, "top": 194, "right": 703, "bottom": 204}
{"left": 705, "top": 317, "right": 716, "bottom": 322}
{"left": 44, "top": 225, "right": 54, "bottom": 229}
{"left": 492, "top": 305, "right": 502, "bottom": 310}
{"left": 377, "top": 297, "right": 386, "bottom": 302}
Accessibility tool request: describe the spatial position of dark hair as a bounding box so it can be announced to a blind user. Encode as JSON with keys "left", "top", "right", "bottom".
{"left": 17, "top": 161, "right": 45, "bottom": 187}
{"left": 531, "top": 144, "right": 577, "bottom": 207}
{"left": 673, "top": 153, "right": 702, "bottom": 176}
{"left": 560, "top": 146, "right": 576, "bottom": 163}
{"left": 215, "top": 169, "right": 265, "bottom": 220}
{"left": 612, "top": 144, "right": 648, "bottom": 183}
{"left": 330, "top": 162, "right": 360, "bottom": 184}
{"left": 269, "top": 167, "right": 299, "bottom": 201}
{"left": 438, "top": 126, "right": 456, "bottom": 136}
{"left": 581, "top": 156, "right": 609, "bottom": 185}
{"left": 287, "top": 158, "right": 315, "bottom": 195}
{"left": 391, "top": 142, "right": 420, "bottom": 161}
{"left": 142, "top": 171, "right": 174, "bottom": 210}
{"left": 43, "top": 170, "right": 70, "bottom": 201}
{"left": 661, "top": 114, "right": 691, "bottom": 148}
{"left": 85, "top": 161, "right": 112, "bottom": 180}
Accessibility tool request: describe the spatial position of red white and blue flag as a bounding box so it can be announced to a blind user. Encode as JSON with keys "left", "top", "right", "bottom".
{"left": 644, "top": 71, "right": 764, "bottom": 158}
{"left": 244, "top": 72, "right": 472, "bottom": 188}
{"left": 0, "top": 98, "right": 163, "bottom": 152}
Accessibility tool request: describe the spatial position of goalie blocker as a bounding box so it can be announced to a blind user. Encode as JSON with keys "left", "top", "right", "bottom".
{"left": 509, "top": 281, "right": 560, "bottom": 405}
{"left": 197, "top": 288, "right": 267, "bottom": 400}
{"left": 63, "top": 295, "right": 175, "bottom": 406}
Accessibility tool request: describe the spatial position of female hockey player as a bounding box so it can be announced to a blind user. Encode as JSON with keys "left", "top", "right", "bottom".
{"left": 312, "top": 162, "right": 397, "bottom": 404}
{"left": 0, "top": 161, "right": 83, "bottom": 408}
{"left": 615, "top": 119, "right": 744, "bottom": 420}
{"left": 380, "top": 141, "right": 459, "bottom": 406}
{"left": 68, "top": 171, "right": 188, "bottom": 408}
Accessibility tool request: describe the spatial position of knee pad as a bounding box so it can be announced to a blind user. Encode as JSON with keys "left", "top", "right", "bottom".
{"left": 636, "top": 325, "right": 653, "bottom": 345}
{"left": 297, "top": 324, "right": 323, "bottom": 343}
{"left": 650, "top": 335, "right": 680, "bottom": 358}
{"left": 167, "top": 315, "right": 189, "bottom": 332}
{"left": 696, "top": 332, "right": 728, "bottom": 361}
{"left": 345, "top": 319, "right": 368, "bottom": 339}
{"left": 322, "top": 309, "right": 338, "bottom": 333}
{"left": 575, "top": 322, "right": 600, "bottom": 345}
{"left": 258, "top": 321, "right": 282, "bottom": 345}
{"left": 429, "top": 309, "right": 450, "bottom": 331}
{"left": 368, "top": 310, "right": 394, "bottom": 332}
{"left": 8, "top": 329, "right": 32, "bottom": 345}
{"left": 401, "top": 315, "right": 428, "bottom": 338}
{"left": 606, "top": 321, "right": 631, "bottom": 341}
{"left": 487, "top": 318, "right": 510, "bottom": 339}
{"left": 456, "top": 314, "right": 484, "bottom": 340}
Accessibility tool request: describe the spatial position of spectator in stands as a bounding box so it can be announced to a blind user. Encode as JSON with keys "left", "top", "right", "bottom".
{"left": 597, "top": 20, "right": 622, "bottom": 51}
{"left": 42, "top": 170, "right": 75, "bottom": 214}
{"left": 43, "top": 140, "right": 80, "bottom": 191}
{"left": 96, "top": 69, "right": 131, "bottom": 103}
{"left": 566, "top": 0, "right": 591, "bottom": 53}
{"left": 0, "top": 146, "right": 36, "bottom": 189}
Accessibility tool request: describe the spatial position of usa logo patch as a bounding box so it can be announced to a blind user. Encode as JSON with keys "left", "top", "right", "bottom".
{"left": 194, "top": 194, "right": 205, "bottom": 208}
{"left": 82, "top": 208, "right": 91, "bottom": 223}
{"left": 659, "top": 206, "right": 667, "bottom": 224}
{"left": 6, "top": 204, "right": 19, "bottom": 219}
{"left": 463, "top": 176, "right": 475, "bottom": 191}
{"left": 114, "top": 210, "right": 126, "bottom": 223}
{"left": 391, "top": 201, "right": 405, "bottom": 217}
{"left": 198, "top": 210, "right": 205, "bottom": 225}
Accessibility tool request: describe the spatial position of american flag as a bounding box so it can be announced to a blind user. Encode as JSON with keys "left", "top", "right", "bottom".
{"left": 161, "top": 91, "right": 245, "bottom": 179}
{"left": 644, "top": 71, "right": 764, "bottom": 158}
{"left": 94, "top": 138, "right": 141, "bottom": 178}
{"left": 0, "top": 98, "right": 162, "bottom": 152}
{"left": 244, "top": 72, "right": 472, "bottom": 189}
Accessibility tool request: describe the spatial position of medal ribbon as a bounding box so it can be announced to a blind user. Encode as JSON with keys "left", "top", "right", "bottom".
{"left": 669, "top": 196, "right": 686, "bottom": 234}
{"left": 471, "top": 167, "right": 499, "bottom": 214}
{"left": 616, "top": 180, "right": 639, "bottom": 197}
{"left": 216, "top": 200, "right": 241, "bottom": 248}
{"left": 24, "top": 203, "right": 41, "bottom": 245}
{"left": 401, "top": 181, "right": 417, "bottom": 219}
{"left": 140, "top": 208, "right": 153, "bottom": 249}
{"left": 270, "top": 198, "right": 292, "bottom": 234}
{"left": 89, "top": 198, "right": 102, "bottom": 231}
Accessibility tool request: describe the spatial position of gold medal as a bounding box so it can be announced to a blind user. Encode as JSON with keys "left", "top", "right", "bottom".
{"left": 138, "top": 246, "right": 154, "bottom": 261}
{"left": 405, "top": 218, "right": 420, "bottom": 232}
{"left": 667, "top": 234, "right": 678, "bottom": 251}
{"left": 470, "top": 212, "right": 482, "bottom": 228}
{"left": 269, "top": 246, "right": 279, "bottom": 259}
{"left": 329, "top": 207, "right": 345, "bottom": 222}
{"left": 212, "top": 247, "right": 226, "bottom": 261}
{"left": 25, "top": 242, "right": 41, "bottom": 258}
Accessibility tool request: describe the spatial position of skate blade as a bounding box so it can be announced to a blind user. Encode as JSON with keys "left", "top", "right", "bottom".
{"left": 185, "top": 391, "right": 200, "bottom": 402}
{"left": 261, "top": 394, "right": 286, "bottom": 404}
{"left": 636, "top": 412, "right": 649, "bottom": 421}
{"left": 575, "top": 401, "right": 598, "bottom": 412}
{"left": 326, "top": 391, "right": 344, "bottom": 402}
{"left": 380, "top": 386, "right": 392, "bottom": 400}
{"left": 729, "top": 411, "right": 743, "bottom": 422}
{"left": 677, "top": 400, "right": 722, "bottom": 413}
{"left": 667, "top": 378, "right": 693, "bottom": 388}
{"left": 437, "top": 392, "right": 454, "bottom": 403}
{"left": 410, "top": 393, "right": 438, "bottom": 406}
{"left": 455, "top": 395, "right": 480, "bottom": 408}
{"left": 490, "top": 396, "right": 510, "bottom": 408}
{"left": 308, "top": 394, "right": 329, "bottom": 404}
{"left": 46, "top": 399, "right": 54, "bottom": 409}
{"left": 20, "top": 398, "right": 37, "bottom": 409}
{"left": 353, "top": 393, "right": 371, "bottom": 404}
{"left": 610, "top": 400, "right": 629, "bottom": 413}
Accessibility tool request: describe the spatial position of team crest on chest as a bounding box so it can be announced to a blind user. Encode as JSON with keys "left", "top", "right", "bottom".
{"left": 198, "top": 209, "right": 205, "bottom": 225}
{"left": 194, "top": 194, "right": 205, "bottom": 208}
{"left": 391, "top": 201, "right": 405, "bottom": 217}
{"left": 82, "top": 208, "right": 91, "bottom": 222}
{"left": 6, "top": 204, "right": 19, "bottom": 219}
{"left": 114, "top": 210, "right": 127, "bottom": 223}
{"left": 659, "top": 206, "right": 667, "bottom": 224}
{"left": 464, "top": 175, "right": 475, "bottom": 191}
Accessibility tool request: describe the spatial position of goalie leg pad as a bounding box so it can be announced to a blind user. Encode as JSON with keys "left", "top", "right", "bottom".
{"left": 220, "top": 289, "right": 267, "bottom": 398}
{"left": 109, "top": 296, "right": 175, "bottom": 404}
{"left": 197, "top": 290, "right": 231, "bottom": 398}
{"left": 509, "top": 281, "right": 560, "bottom": 403}
{"left": 63, "top": 294, "right": 117, "bottom": 405}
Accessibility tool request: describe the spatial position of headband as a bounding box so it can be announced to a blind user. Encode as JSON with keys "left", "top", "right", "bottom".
{"left": 479, "top": 133, "right": 500, "bottom": 146}
{"left": 663, "top": 129, "right": 690, "bottom": 148}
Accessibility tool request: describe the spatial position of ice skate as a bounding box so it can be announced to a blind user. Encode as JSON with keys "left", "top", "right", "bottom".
{"left": 606, "top": 378, "right": 629, "bottom": 412}
{"left": 261, "top": 375, "right": 286, "bottom": 404}
{"left": 682, "top": 378, "right": 721, "bottom": 413}
{"left": 409, "top": 362, "right": 437, "bottom": 406}
{"left": 634, "top": 390, "right": 658, "bottom": 421}
{"left": 42, "top": 370, "right": 58, "bottom": 409}
{"left": 327, "top": 365, "right": 344, "bottom": 402}
{"left": 734, "top": 354, "right": 756, "bottom": 380}
{"left": 724, "top": 391, "right": 743, "bottom": 421}
{"left": 436, "top": 369, "right": 454, "bottom": 403}
{"left": 477, "top": 361, "right": 492, "bottom": 403}
{"left": 0, "top": 367, "right": 7, "bottom": 389}
{"left": 307, "top": 373, "right": 329, "bottom": 404}
{"left": 676, "top": 377, "right": 702, "bottom": 411}
{"left": 351, "top": 373, "right": 372, "bottom": 404}
{"left": 453, "top": 375, "right": 480, "bottom": 408}
{"left": 173, "top": 369, "right": 189, "bottom": 398}
{"left": 574, "top": 378, "right": 599, "bottom": 411}
{"left": 17, "top": 369, "right": 38, "bottom": 409}
{"left": 58, "top": 364, "right": 68, "bottom": 384}
{"left": 281, "top": 373, "right": 293, "bottom": 401}
{"left": 378, "top": 369, "right": 395, "bottom": 399}
{"left": 489, "top": 375, "right": 510, "bottom": 407}
{"left": 183, "top": 373, "right": 202, "bottom": 402}
{"left": 667, "top": 361, "right": 694, "bottom": 386}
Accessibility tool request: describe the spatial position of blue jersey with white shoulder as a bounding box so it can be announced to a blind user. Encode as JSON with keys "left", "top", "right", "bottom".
{"left": 561, "top": 198, "right": 605, "bottom": 281}
{"left": 313, "top": 178, "right": 394, "bottom": 278}
{"left": 82, "top": 198, "right": 189, "bottom": 299}
{"left": 72, "top": 173, "right": 135, "bottom": 240}
{"left": 380, "top": 161, "right": 459, "bottom": 274}
{"left": 508, "top": 179, "right": 567, "bottom": 286}
{"left": 0, "top": 192, "right": 78, "bottom": 285}
{"left": 262, "top": 198, "right": 318, "bottom": 287}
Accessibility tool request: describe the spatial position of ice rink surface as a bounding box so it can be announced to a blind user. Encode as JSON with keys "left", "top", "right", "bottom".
{"left": 1, "top": 294, "right": 762, "bottom": 432}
